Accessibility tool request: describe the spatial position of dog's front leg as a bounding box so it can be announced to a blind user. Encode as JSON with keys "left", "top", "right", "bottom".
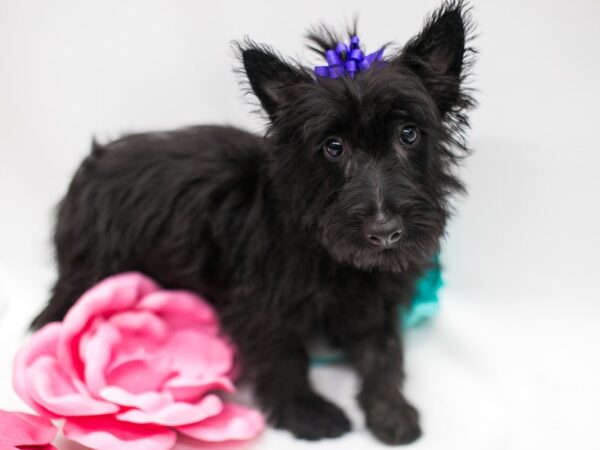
{"left": 348, "top": 310, "right": 422, "bottom": 445}
{"left": 245, "top": 335, "right": 352, "bottom": 440}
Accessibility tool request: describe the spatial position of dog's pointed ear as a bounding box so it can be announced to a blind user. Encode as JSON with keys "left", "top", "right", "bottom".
{"left": 397, "top": 2, "right": 471, "bottom": 114}
{"left": 240, "top": 42, "right": 310, "bottom": 121}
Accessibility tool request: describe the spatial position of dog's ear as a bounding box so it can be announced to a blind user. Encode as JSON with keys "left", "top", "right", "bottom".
{"left": 398, "top": 2, "right": 471, "bottom": 114}
{"left": 240, "top": 42, "right": 310, "bottom": 121}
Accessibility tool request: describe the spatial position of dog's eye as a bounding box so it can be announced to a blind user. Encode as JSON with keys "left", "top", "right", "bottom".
{"left": 323, "top": 138, "right": 344, "bottom": 160}
{"left": 400, "top": 126, "right": 420, "bottom": 146}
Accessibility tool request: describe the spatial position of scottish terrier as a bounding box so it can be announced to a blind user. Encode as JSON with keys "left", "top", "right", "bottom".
{"left": 32, "top": 1, "right": 475, "bottom": 444}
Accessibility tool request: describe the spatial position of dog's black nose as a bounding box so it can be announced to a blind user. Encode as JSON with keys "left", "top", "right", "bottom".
{"left": 366, "top": 217, "right": 403, "bottom": 248}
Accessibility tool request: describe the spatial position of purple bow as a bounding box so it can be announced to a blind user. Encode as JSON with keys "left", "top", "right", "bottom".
{"left": 314, "top": 35, "right": 385, "bottom": 79}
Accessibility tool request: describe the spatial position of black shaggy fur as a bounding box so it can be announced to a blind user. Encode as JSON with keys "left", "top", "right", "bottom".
{"left": 32, "top": 1, "right": 476, "bottom": 445}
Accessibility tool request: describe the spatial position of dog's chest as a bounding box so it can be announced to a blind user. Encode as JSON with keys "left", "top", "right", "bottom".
{"left": 287, "top": 268, "right": 386, "bottom": 334}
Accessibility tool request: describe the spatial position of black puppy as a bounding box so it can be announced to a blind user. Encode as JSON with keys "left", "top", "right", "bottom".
{"left": 32, "top": 1, "right": 475, "bottom": 444}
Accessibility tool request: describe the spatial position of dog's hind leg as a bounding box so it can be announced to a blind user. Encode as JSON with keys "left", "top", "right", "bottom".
{"left": 30, "top": 272, "right": 100, "bottom": 329}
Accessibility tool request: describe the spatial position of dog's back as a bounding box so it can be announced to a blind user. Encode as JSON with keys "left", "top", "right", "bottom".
{"left": 32, "top": 125, "right": 268, "bottom": 328}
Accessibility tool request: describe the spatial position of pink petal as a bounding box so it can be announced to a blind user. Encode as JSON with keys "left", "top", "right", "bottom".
{"left": 80, "top": 320, "right": 122, "bottom": 395}
{"left": 64, "top": 416, "right": 176, "bottom": 450}
{"left": 137, "top": 290, "right": 218, "bottom": 334}
{"left": 59, "top": 272, "right": 160, "bottom": 379}
{"left": 105, "top": 356, "right": 174, "bottom": 395}
{"left": 26, "top": 356, "right": 119, "bottom": 417}
{"left": 0, "top": 409, "right": 57, "bottom": 447}
{"left": 117, "top": 394, "right": 223, "bottom": 427}
{"left": 99, "top": 386, "right": 173, "bottom": 412}
{"left": 108, "top": 310, "right": 169, "bottom": 357}
{"left": 13, "top": 323, "right": 62, "bottom": 416}
{"left": 109, "top": 310, "right": 168, "bottom": 337}
{"left": 177, "top": 403, "right": 265, "bottom": 442}
{"left": 103, "top": 312, "right": 172, "bottom": 379}
{"left": 159, "top": 329, "right": 234, "bottom": 378}
{"left": 164, "top": 374, "right": 235, "bottom": 402}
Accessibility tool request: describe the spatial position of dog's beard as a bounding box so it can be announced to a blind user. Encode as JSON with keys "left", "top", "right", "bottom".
{"left": 318, "top": 216, "right": 443, "bottom": 273}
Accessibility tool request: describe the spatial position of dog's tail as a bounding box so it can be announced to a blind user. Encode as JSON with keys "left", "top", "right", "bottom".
{"left": 82, "top": 136, "right": 105, "bottom": 166}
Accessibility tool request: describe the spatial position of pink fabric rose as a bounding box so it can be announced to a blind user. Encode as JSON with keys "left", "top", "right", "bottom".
{"left": 0, "top": 409, "right": 57, "bottom": 449}
{"left": 13, "top": 273, "right": 264, "bottom": 450}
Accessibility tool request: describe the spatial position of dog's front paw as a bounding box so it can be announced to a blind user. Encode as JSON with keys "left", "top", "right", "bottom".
{"left": 270, "top": 392, "right": 352, "bottom": 440}
{"left": 364, "top": 394, "right": 421, "bottom": 445}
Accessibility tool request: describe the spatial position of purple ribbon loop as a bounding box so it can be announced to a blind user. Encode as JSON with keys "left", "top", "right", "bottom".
{"left": 314, "top": 35, "right": 384, "bottom": 79}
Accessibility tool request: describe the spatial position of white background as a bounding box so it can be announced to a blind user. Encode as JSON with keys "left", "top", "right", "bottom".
{"left": 1, "top": 0, "right": 599, "bottom": 449}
